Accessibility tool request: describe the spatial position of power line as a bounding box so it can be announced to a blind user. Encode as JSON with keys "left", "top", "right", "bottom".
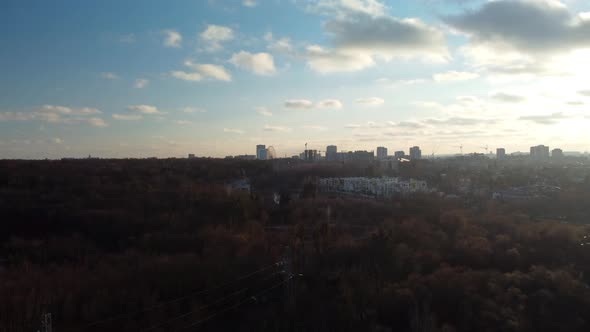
{"left": 180, "top": 276, "right": 293, "bottom": 331}
{"left": 142, "top": 271, "right": 285, "bottom": 332}
{"left": 81, "top": 261, "right": 282, "bottom": 330}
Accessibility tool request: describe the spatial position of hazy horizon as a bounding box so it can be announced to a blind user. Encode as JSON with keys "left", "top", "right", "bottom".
{"left": 2, "top": 0, "right": 590, "bottom": 159}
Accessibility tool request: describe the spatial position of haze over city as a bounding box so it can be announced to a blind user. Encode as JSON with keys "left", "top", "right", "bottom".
{"left": 1, "top": 0, "right": 590, "bottom": 159}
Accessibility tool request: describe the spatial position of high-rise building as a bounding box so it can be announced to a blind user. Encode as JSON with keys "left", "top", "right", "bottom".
{"left": 530, "top": 145, "right": 550, "bottom": 160}
{"left": 188, "top": 153, "right": 196, "bottom": 159}
{"left": 409, "top": 146, "right": 422, "bottom": 160}
{"left": 304, "top": 149, "right": 318, "bottom": 161}
{"left": 394, "top": 151, "right": 405, "bottom": 159}
{"left": 376, "top": 146, "right": 388, "bottom": 160}
{"left": 496, "top": 148, "right": 506, "bottom": 159}
{"left": 326, "top": 145, "right": 338, "bottom": 161}
{"left": 552, "top": 148, "right": 564, "bottom": 159}
{"left": 256, "top": 144, "right": 267, "bottom": 160}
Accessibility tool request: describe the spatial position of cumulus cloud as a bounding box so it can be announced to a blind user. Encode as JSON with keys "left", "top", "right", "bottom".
{"left": 433, "top": 71, "right": 479, "bottom": 82}
{"left": 87, "top": 117, "right": 108, "bottom": 127}
{"left": 243, "top": 0, "right": 257, "bottom": 7}
{"left": 163, "top": 29, "right": 182, "bottom": 48}
{"left": 305, "top": 45, "right": 375, "bottom": 73}
{"left": 171, "top": 61, "right": 232, "bottom": 82}
{"left": 189, "top": 63, "right": 232, "bottom": 81}
{"left": 304, "top": 2, "right": 449, "bottom": 73}
{"left": 284, "top": 99, "right": 314, "bottom": 109}
{"left": 171, "top": 71, "right": 203, "bottom": 82}
{"left": 134, "top": 79, "right": 149, "bottom": 89}
{"left": 112, "top": 114, "right": 143, "bottom": 121}
{"left": 224, "top": 128, "right": 244, "bottom": 134}
{"left": 264, "top": 125, "right": 292, "bottom": 132}
{"left": 127, "top": 105, "right": 162, "bottom": 114}
{"left": 356, "top": 97, "right": 384, "bottom": 106}
{"left": 256, "top": 107, "right": 273, "bottom": 116}
{"left": 268, "top": 37, "right": 293, "bottom": 54}
{"left": 101, "top": 72, "right": 119, "bottom": 80}
{"left": 229, "top": 51, "right": 276, "bottom": 75}
{"left": 200, "top": 25, "right": 234, "bottom": 51}
{"left": 445, "top": 0, "right": 590, "bottom": 77}
{"left": 490, "top": 92, "right": 526, "bottom": 103}
{"left": 445, "top": 0, "right": 590, "bottom": 55}
{"left": 316, "top": 99, "right": 343, "bottom": 109}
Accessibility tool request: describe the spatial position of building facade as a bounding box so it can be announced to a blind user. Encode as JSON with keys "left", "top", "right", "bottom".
{"left": 256, "top": 144, "right": 267, "bottom": 160}
{"left": 496, "top": 148, "right": 506, "bottom": 159}
{"left": 326, "top": 145, "right": 338, "bottom": 161}
{"left": 376, "top": 147, "right": 388, "bottom": 160}
{"left": 409, "top": 146, "right": 422, "bottom": 160}
{"left": 530, "top": 145, "right": 550, "bottom": 160}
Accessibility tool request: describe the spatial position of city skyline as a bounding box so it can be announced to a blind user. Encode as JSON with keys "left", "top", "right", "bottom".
{"left": 2, "top": 0, "right": 590, "bottom": 159}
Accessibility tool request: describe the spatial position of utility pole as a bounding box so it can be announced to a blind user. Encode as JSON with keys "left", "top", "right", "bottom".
{"left": 41, "top": 312, "right": 52, "bottom": 332}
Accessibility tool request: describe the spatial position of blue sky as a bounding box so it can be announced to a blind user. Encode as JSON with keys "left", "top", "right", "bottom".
{"left": 1, "top": 0, "right": 590, "bottom": 158}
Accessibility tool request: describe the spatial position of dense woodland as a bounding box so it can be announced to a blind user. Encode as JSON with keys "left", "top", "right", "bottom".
{"left": 1, "top": 158, "right": 590, "bottom": 332}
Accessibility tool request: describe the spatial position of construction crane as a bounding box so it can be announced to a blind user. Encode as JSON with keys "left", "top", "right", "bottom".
{"left": 454, "top": 145, "right": 464, "bottom": 155}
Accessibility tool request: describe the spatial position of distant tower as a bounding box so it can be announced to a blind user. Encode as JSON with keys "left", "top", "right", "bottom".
{"left": 409, "top": 146, "right": 422, "bottom": 160}
{"left": 552, "top": 148, "right": 564, "bottom": 159}
{"left": 376, "top": 147, "right": 388, "bottom": 160}
{"left": 530, "top": 145, "right": 550, "bottom": 161}
{"left": 326, "top": 145, "right": 337, "bottom": 161}
{"left": 256, "top": 144, "right": 267, "bottom": 160}
{"left": 394, "top": 151, "right": 405, "bottom": 159}
{"left": 496, "top": 148, "right": 506, "bottom": 159}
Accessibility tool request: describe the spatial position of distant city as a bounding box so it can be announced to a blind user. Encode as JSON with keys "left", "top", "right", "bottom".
{"left": 201, "top": 144, "right": 574, "bottom": 162}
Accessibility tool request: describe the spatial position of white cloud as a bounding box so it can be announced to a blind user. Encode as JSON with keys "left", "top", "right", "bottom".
{"left": 127, "top": 105, "right": 162, "bottom": 114}
{"left": 191, "top": 63, "right": 232, "bottom": 81}
{"left": 53, "top": 138, "right": 63, "bottom": 144}
{"left": 134, "top": 79, "right": 149, "bottom": 89}
{"left": 268, "top": 36, "right": 293, "bottom": 53}
{"left": 200, "top": 25, "right": 234, "bottom": 51}
{"left": 355, "top": 97, "right": 384, "bottom": 106}
{"left": 256, "top": 107, "right": 273, "bottom": 116}
{"left": 113, "top": 114, "right": 143, "bottom": 121}
{"left": 310, "top": 0, "right": 387, "bottom": 18}
{"left": 284, "top": 99, "right": 314, "bottom": 109}
{"left": 40, "top": 105, "right": 102, "bottom": 115}
{"left": 174, "top": 120, "right": 192, "bottom": 125}
{"left": 490, "top": 92, "right": 526, "bottom": 103}
{"left": 230, "top": 51, "right": 276, "bottom": 75}
{"left": 303, "top": 2, "right": 449, "bottom": 73}
{"left": 172, "top": 61, "right": 232, "bottom": 82}
{"left": 171, "top": 71, "right": 203, "bottom": 82}
{"left": 87, "top": 117, "right": 108, "bottom": 127}
{"left": 224, "top": 128, "right": 244, "bottom": 134}
{"left": 433, "top": 71, "right": 479, "bottom": 82}
{"left": 243, "top": 0, "right": 257, "bottom": 7}
{"left": 316, "top": 99, "right": 343, "bottom": 109}
{"left": 101, "top": 72, "right": 119, "bottom": 80}
{"left": 163, "top": 29, "right": 182, "bottom": 48}
{"left": 183, "top": 107, "right": 207, "bottom": 113}
{"left": 305, "top": 45, "right": 375, "bottom": 73}
{"left": 264, "top": 125, "right": 292, "bottom": 132}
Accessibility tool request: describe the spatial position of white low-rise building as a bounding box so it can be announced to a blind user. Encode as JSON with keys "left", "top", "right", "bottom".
{"left": 319, "top": 177, "right": 430, "bottom": 197}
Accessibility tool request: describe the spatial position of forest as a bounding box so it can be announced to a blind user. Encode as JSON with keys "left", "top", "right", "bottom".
{"left": 1, "top": 158, "right": 590, "bottom": 332}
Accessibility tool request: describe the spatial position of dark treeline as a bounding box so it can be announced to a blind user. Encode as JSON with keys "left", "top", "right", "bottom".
{"left": 1, "top": 159, "right": 590, "bottom": 332}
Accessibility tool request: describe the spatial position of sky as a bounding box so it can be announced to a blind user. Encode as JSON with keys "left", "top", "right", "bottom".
{"left": 1, "top": 0, "right": 590, "bottom": 159}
